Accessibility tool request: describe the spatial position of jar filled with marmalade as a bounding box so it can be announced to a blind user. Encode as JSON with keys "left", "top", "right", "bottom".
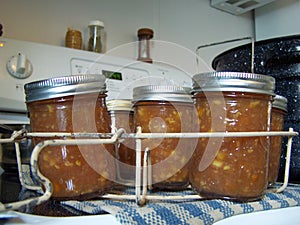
{"left": 24, "top": 74, "right": 115, "bottom": 200}
{"left": 132, "top": 85, "right": 197, "bottom": 190}
{"left": 106, "top": 99, "right": 135, "bottom": 185}
{"left": 269, "top": 95, "right": 287, "bottom": 186}
{"left": 190, "top": 72, "right": 275, "bottom": 201}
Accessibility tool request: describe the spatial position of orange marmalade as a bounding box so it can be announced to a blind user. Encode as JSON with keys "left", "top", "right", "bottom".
{"left": 132, "top": 85, "right": 197, "bottom": 190}
{"left": 25, "top": 74, "right": 115, "bottom": 200}
{"left": 190, "top": 72, "right": 275, "bottom": 201}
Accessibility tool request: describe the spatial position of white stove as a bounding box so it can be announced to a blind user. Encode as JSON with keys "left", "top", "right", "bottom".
{"left": 0, "top": 38, "right": 192, "bottom": 123}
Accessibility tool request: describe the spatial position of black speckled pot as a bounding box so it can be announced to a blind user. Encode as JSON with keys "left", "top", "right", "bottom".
{"left": 212, "top": 34, "right": 300, "bottom": 74}
{"left": 271, "top": 71, "right": 300, "bottom": 122}
{"left": 212, "top": 34, "right": 300, "bottom": 183}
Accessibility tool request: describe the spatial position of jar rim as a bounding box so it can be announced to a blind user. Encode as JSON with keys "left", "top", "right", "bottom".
{"left": 192, "top": 72, "right": 275, "bottom": 96}
{"left": 107, "top": 99, "right": 133, "bottom": 111}
{"left": 132, "top": 85, "right": 193, "bottom": 103}
{"left": 24, "top": 74, "right": 106, "bottom": 102}
{"left": 273, "top": 95, "right": 288, "bottom": 112}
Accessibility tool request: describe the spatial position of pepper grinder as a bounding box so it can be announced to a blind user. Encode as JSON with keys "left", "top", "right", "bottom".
{"left": 137, "top": 28, "right": 153, "bottom": 63}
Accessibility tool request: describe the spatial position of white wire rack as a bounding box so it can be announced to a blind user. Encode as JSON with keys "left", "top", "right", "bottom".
{"left": 0, "top": 127, "right": 298, "bottom": 211}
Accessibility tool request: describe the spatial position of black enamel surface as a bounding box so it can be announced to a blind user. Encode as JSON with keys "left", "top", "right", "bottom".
{"left": 212, "top": 34, "right": 300, "bottom": 74}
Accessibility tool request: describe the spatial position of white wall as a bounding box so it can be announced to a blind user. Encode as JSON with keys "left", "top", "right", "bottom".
{"left": 255, "top": 0, "right": 300, "bottom": 40}
{"left": 0, "top": 0, "right": 254, "bottom": 73}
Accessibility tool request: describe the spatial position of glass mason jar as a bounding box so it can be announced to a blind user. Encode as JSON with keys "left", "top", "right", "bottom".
{"left": 269, "top": 95, "right": 287, "bottom": 186}
{"left": 106, "top": 99, "right": 135, "bottom": 185}
{"left": 132, "top": 85, "right": 197, "bottom": 190}
{"left": 190, "top": 72, "right": 275, "bottom": 201}
{"left": 24, "top": 74, "right": 115, "bottom": 200}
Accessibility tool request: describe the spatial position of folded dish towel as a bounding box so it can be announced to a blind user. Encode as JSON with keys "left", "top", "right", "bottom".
{"left": 60, "top": 184, "right": 300, "bottom": 225}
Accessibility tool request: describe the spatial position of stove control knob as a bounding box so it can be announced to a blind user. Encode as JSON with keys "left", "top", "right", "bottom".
{"left": 7, "top": 53, "right": 33, "bottom": 79}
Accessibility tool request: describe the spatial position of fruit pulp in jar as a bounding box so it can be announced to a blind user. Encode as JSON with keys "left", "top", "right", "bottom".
{"left": 269, "top": 108, "right": 286, "bottom": 185}
{"left": 133, "top": 101, "right": 196, "bottom": 190}
{"left": 109, "top": 110, "right": 135, "bottom": 185}
{"left": 27, "top": 93, "right": 115, "bottom": 200}
{"left": 190, "top": 92, "right": 272, "bottom": 201}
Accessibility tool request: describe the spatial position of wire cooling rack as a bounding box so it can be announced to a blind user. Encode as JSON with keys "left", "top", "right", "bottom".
{"left": 0, "top": 127, "right": 298, "bottom": 211}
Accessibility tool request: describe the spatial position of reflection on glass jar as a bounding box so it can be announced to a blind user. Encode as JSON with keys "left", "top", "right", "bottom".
{"left": 190, "top": 72, "right": 275, "bottom": 201}
{"left": 269, "top": 95, "right": 287, "bottom": 186}
{"left": 132, "top": 85, "right": 197, "bottom": 190}
{"left": 24, "top": 75, "right": 115, "bottom": 200}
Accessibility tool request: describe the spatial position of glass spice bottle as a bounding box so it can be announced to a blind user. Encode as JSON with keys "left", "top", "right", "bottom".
{"left": 137, "top": 28, "right": 153, "bottom": 63}
{"left": 88, "top": 20, "right": 104, "bottom": 53}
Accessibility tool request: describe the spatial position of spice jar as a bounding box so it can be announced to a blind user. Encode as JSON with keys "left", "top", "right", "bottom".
{"left": 137, "top": 28, "right": 153, "bottom": 63}
{"left": 24, "top": 74, "right": 115, "bottom": 200}
{"left": 88, "top": 20, "right": 104, "bottom": 53}
{"left": 132, "top": 85, "right": 197, "bottom": 190}
{"left": 65, "top": 28, "right": 82, "bottom": 50}
{"left": 190, "top": 72, "right": 275, "bottom": 201}
{"left": 269, "top": 95, "right": 287, "bottom": 186}
{"left": 107, "top": 99, "right": 135, "bottom": 185}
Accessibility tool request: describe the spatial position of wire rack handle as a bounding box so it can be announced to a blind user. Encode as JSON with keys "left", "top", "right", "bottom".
{"left": 195, "top": 36, "right": 255, "bottom": 73}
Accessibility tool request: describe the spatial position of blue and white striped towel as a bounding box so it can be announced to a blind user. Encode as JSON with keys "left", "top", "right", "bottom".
{"left": 60, "top": 184, "right": 300, "bottom": 225}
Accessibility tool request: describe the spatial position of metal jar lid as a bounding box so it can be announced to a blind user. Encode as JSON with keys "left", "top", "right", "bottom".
{"left": 132, "top": 85, "right": 193, "bottom": 103}
{"left": 272, "top": 95, "right": 288, "bottom": 112}
{"left": 192, "top": 72, "right": 275, "bottom": 96}
{"left": 24, "top": 74, "right": 106, "bottom": 102}
{"left": 106, "top": 99, "right": 133, "bottom": 111}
